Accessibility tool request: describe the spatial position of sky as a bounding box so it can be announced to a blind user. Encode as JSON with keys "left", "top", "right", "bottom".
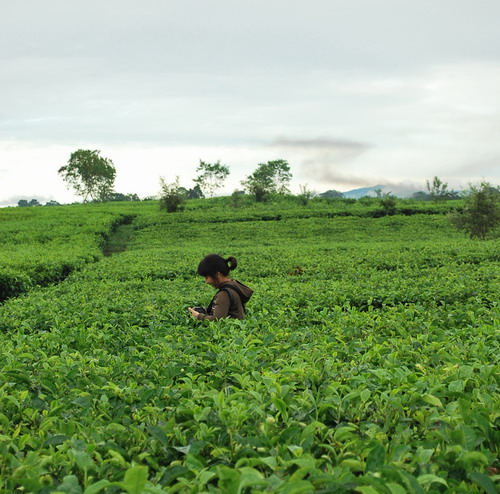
{"left": 1, "top": 0, "right": 500, "bottom": 205}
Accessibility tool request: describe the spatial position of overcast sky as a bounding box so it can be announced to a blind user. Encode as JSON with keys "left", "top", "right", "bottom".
{"left": 1, "top": 0, "right": 500, "bottom": 205}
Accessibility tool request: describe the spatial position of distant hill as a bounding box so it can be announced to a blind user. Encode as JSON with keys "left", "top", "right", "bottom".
{"left": 342, "top": 184, "right": 421, "bottom": 199}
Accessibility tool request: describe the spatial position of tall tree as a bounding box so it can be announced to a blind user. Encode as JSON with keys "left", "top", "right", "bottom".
{"left": 58, "top": 149, "right": 116, "bottom": 202}
{"left": 426, "top": 176, "right": 451, "bottom": 202}
{"left": 193, "top": 160, "right": 230, "bottom": 197}
{"left": 241, "top": 159, "right": 292, "bottom": 201}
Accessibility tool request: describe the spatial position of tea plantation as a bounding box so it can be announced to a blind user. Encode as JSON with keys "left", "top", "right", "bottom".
{"left": 0, "top": 200, "right": 498, "bottom": 493}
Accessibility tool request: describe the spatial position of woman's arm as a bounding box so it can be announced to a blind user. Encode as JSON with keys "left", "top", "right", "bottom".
{"left": 193, "top": 291, "right": 230, "bottom": 321}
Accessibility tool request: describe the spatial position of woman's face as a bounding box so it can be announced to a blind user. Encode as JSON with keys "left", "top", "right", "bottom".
{"left": 204, "top": 274, "right": 220, "bottom": 288}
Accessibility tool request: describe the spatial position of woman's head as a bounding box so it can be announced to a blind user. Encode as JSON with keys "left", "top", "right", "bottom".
{"left": 197, "top": 254, "right": 237, "bottom": 281}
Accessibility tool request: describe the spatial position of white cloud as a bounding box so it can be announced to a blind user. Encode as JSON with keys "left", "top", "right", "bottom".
{"left": 1, "top": 2, "right": 500, "bottom": 203}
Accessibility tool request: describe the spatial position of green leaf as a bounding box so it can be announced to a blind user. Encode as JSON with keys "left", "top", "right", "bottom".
{"left": 287, "top": 445, "right": 303, "bottom": 457}
{"left": 0, "top": 413, "right": 9, "bottom": 429}
{"left": 334, "top": 425, "right": 357, "bottom": 441}
{"left": 159, "top": 465, "right": 189, "bottom": 486}
{"left": 217, "top": 465, "right": 240, "bottom": 494}
{"left": 185, "top": 453, "right": 205, "bottom": 473}
{"left": 272, "top": 397, "right": 288, "bottom": 420}
{"left": 398, "top": 471, "right": 425, "bottom": 494}
{"left": 458, "top": 364, "right": 474, "bottom": 378}
{"left": 173, "top": 445, "right": 191, "bottom": 454}
{"left": 84, "top": 480, "right": 112, "bottom": 494}
{"left": 278, "top": 480, "right": 315, "bottom": 494}
{"left": 122, "top": 465, "right": 148, "bottom": 494}
{"left": 43, "top": 434, "right": 69, "bottom": 447}
{"left": 386, "top": 483, "right": 406, "bottom": 494}
{"left": 366, "top": 442, "right": 385, "bottom": 472}
{"left": 461, "top": 452, "right": 489, "bottom": 469}
{"left": 468, "top": 472, "right": 498, "bottom": 494}
{"left": 448, "top": 379, "right": 464, "bottom": 392}
{"left": 459, "top": 424, "right": 477, "bottom": 451}
{"left": 55, "top": 475, "right": 83, "bottom": 494}
{"left": 72, "top": 450, "right": 93, "bottom": 471}
{"left": 422, "top": 394, "right": 443, "bottom": 408}
{"left": 239, "top": 467, "right": 267, "bottom": 489}
{"left": 147, "top": 426, "right": 169, "bottom": 447}
{"left": 417, "top": 474, "right": 448, "bottom": 488}
{"left": 198, "top": 470, "right": 216, "bottom": 486}
{"left": 356, "top": 487, "right": 380, "bottom": 494}
{"left": 341, "top": 459, "right": 364, "bottom": 472}
{"left": 360, "top": 389, "right": 371, "bottom": 402}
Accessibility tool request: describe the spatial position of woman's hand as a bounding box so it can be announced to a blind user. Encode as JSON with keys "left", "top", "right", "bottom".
{"left": 188, "top": 307, "right": 199, "bottom": 318}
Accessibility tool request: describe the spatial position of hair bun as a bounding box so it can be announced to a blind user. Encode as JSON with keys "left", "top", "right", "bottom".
{"left": 226, "top": 256, "right": 238, "bottom": 271}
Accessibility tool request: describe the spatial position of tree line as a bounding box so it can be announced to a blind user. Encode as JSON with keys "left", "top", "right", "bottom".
{"left": 15, "top": 149, "right": 500, "bottom": 240}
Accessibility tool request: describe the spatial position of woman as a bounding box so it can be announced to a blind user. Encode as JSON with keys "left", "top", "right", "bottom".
{"left": 188, "top": 254, "right": 253, "bottom": 321}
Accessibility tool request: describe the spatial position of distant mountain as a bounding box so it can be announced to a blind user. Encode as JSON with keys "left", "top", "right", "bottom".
{"left": 342, "top": 184, "right": 421, "bottom": 199}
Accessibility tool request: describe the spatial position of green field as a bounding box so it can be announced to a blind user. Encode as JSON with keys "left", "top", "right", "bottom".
{"left": 0, "top": 199, "right": 498, "bottom": 493}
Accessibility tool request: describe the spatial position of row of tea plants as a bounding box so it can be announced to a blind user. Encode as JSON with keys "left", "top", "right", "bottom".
{"left": 0, "top": 202, "right": 498, "bottom": 492}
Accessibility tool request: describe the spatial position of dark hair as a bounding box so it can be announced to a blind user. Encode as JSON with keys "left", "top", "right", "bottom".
{"left": 197, "top": 254, "right": 237, "bottom": 277}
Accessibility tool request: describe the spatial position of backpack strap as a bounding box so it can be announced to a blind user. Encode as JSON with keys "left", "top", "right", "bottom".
{"left": 219, "top": 283, "right": 247, "bottom": 313}
{"left": 207, "top": 284, "right": 245, "bottom": 315}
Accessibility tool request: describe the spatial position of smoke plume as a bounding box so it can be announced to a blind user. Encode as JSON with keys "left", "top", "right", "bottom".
{"left": 269, "top": 137, "right": 375, "bottom": 186}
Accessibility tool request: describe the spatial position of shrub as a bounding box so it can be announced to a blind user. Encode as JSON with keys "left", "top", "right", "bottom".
{"left": 380, "top": 193, "right": 397, "bottom": 215}
{"left": 450, "top": 182, "right": 500, "bottom": 239}
{"left": 230, "top": 190, "right": 245, "bottom": 208}
{"left": 159, "top": 177, "right": 186, "bottom": 213}
{"left": 296, "top": 185, "right": 313, "bottom": 206}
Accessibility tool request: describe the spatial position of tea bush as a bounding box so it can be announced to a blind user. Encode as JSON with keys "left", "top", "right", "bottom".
{"left": 0, "top": 201, "right": 498, "bottom": 493}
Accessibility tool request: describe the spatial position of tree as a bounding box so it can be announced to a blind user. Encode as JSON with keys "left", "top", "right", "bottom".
{"left": 426, "top": 176, "right": 458, "bottom": 202}
{"left": 193, "top": 160, "right": 230, "bottom": 197}
{"left": 230, "top": 190, "right": 245, "bottom": 208}
{"left": 450, "top": 182, "right": 500, "bottom": 239}
{"left": 296, "top": 184, "right": 313, "bottom": 206}
{"left": 379, "top": 192, "right": 397, "bottom": 215}
{"left": 241, "top": 159, "right": 292, "bottom": 201}
{"left": 18, "top": 199, "right": 41, "bottom": 207}
{"left": 159, "top": 177, "right": 186, "bottom": 213}
{"left": 186, "top": 184, "right": 204, "bottom": 199}
{"left": 411, "top": 191, "right": 431, "bottom": 201}
{"left": 58, "top": 149, "right": 116, "bottom": 202}
{"left": 108, "top": 192, "right": 140, "bottom": 202}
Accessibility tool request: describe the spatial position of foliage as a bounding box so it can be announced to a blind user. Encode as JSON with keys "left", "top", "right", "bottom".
{"left": 159, "top": 177, "right": 186, "bottom": 213}
{"left": 426, "top": 176, "right": 459, "bottom": 202}
{"left": 58, "top": 149, "right": 117, "bottom": 202}
{"left": 296, "top": 184, "right": 313, "bottom": 206}
{"left": 0, "top": 200, "right": 498, "bottom": 492}
{"left": 193, "top": 160, "right": 230, "bottom": 198}
{"left": 0, "top": 204, "right": 129, "bottom": 301}
{"left": 411, "top": 191, "right": 431, "bottom": 201}
{"left": 108, "top": 192, "right": 141, "bottom": 202}
{"left": 241, "top": 159, "right": 292, "bottom": 201}
{"left": 450, "top": 182, "right": 500, "bottom": 239}
{"left": 186, "top": 184, "right": 204, "bottom": 200}
{"left": 18, "top": 199, "right": 61, "bottom": 207}
{"left": 379, "top": 192, "right": 397, "bottom": 215}
{"left": 230, "top": 190, "right": 245, "bottom": 208}
{"left": 19, "top": 198, "right": 41, "bottom": 207}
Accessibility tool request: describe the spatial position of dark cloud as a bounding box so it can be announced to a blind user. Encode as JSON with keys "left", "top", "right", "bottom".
{"left": 454, "top": 155, "right": 500, "bottom": 178}
{"left": 270, "top": 137, "right": 374, "bottom": 186}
